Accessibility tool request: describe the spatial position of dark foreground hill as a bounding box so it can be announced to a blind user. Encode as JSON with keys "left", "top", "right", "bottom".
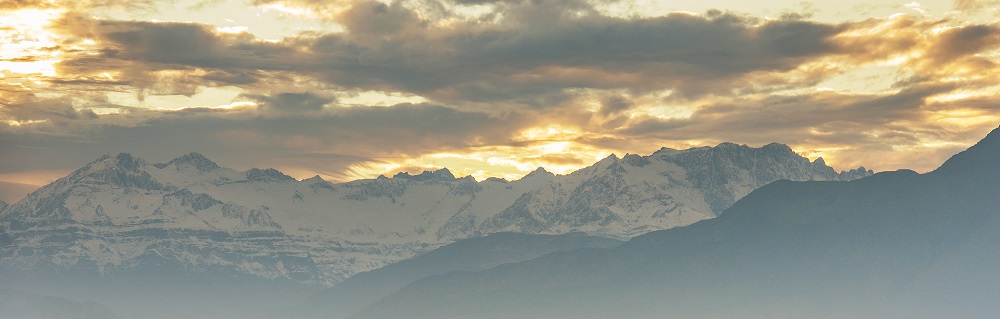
{"left": 0, "top": 289, "right": 121, "bottom": 319}
{"left": 288, "top": 232, "right": 621, "bottom": 319}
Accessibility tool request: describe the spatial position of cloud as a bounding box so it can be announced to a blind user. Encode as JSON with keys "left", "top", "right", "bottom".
{"left": 926, "top": 24, "right": 1000, "bottom": 62}
{"left": 337, "top": 0, "right": 426, "bottom": 39}
{"left": 246, "top": 92, "right": 333, "bottom": 114}
{"left": 0, "top": 0, "right": 163, "bottom": 11}
{"left": 45, "top": 7, "right": 849, "bottom": 107}
{"left": 44, "top": 5, "right": 991, "bottom": 115}
{"left": 4, "top": 1, "right": 1000, "bottom": 185}
{"left": 598, "top": 95, "right": 632, "bottom": 117}
{"left": 953, "top": 0, "right": 1000, "bottom": 11}
{"left": 0, "top": 83, "right": 100, "bottom": 127}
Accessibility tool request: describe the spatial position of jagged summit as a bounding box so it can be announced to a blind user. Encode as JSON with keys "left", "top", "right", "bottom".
{"left": 62, "top": 153, "right": 167, "bottom": 190}
{"left": 840, "top": 166, "right": 874, "bottom": 180}
{"left": 590, "top": 153, "right": 620, "bottom": 168}
{"left": 393, "top": 168, "right": 457, "bottom": 181}
{"left": 484, "top": 176, "right": 509, "bottom": 183}
{"left": 652, "top": 146, "right": 679, "bottom": 155}
{"left": 303, "top": 175, "right": 326, "bottom": 183}
{"left": 621, "top": 153, "right": 651, "bottom": 167}
{"left": 521, "top": 167, "right": 555, "bottom": 180}
{"left": 87, "top": 153, "right": 145, "bottom": 172}
{"left": 155, "top": 152, "right": 220, "bottom": 172}
{"left": 715, "top": 142, "right": 743, "bottom": 148}
{"left": 245, "top": 168, "right": 296, "bottom": 182}
{"left": 762, "top": 142, "right": 794, "bottom": 152}
{"left": 813, "top": 157, "right": 827, "bottom": 166}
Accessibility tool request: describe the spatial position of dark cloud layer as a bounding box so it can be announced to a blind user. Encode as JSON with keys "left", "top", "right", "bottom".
{"left": 43, "top": 3, "right": 990, "bottom": 112}
{"left": 47, "top": 5, "right": 847, "bottom": 106}
{"left": 248, "top": 92, "right": 333, "bottom": 113}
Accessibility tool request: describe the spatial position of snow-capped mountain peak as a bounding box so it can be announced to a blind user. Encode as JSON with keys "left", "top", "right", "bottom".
{"left": 244, "top": 168, "right": 296, "bottom": 182}
{"left": 302, "top": 175, "right": 326, "bottom": 183}
{"left": 521, "top": 167, "right": 555, "bottom": 180}
{"left": 77, "top": 153, "right": 146, "bottom": 175}
{"left": 392, "top": 168, "right": 457, "bottom": 182}
{"left": 154, "top": 152, "right": 221, "bottom": 172}
{"left": 621, "top": 153, "right": 651, "bottom": 167}
{"left": 57, "top": 152, "right": 168, "bottom": 191}
{"left": 651, "top": 146, "right": 680, "bottom": 156}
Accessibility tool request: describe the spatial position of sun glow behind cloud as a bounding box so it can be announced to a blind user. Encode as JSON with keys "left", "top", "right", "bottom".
{"left": 0, "top": 9, "right": 63, "bottom": 77}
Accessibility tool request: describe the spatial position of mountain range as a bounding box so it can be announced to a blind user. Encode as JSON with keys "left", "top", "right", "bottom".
{"left": 0, "top": 142, "right": 869, "bottom": 287}
{"left": 344, "top": 126, "right": 1000, "bottom": 319}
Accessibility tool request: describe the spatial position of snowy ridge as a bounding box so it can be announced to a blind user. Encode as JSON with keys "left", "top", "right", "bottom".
{"left": 0, "top": 144, "right": 871, "bottom": 285}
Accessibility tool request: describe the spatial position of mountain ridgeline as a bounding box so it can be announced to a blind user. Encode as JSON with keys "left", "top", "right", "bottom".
{"left": 0, "top": 142, "right": 870, "bottom": 318}
{"left": 0, "top": 142, "right": 868, "bottom": 286}
{"left": 346, "top": 126, "right": 1000, "bottom": 319}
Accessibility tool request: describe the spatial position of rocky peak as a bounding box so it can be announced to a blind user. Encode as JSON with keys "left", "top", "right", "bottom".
{"left": 306, "top": 175, "right": 336, "bottom": 191}
{"left": 715, "top": 142, "right": 742, "bottom": 149}
{"left": 595, "top": 154, "right": 619, "bottom": 166}
{"left": 761, "top": 142, "right": 794, "bottom": 153}
{"left": 812, "top": 157, "right": 827, "bottom": 167}
{"left": 0, "top": 199, "right": 7, "bottom": 212}
{"left": 652, "top": 147, "right": 680, "bottom": 156}
{"left": 155, "top": 152, "right": 220, "bottom": 172}
{"left": 393, "top": 168, "right": 457, "bottom": 182}
{"left": 245, "top": 168, "right": 296, "bottom": 182}
{"left": 621, "top": 153, "right": 651, "bottom": 167}
{"left": 521, "top": 167, "right": 555, "bottom": 180}
{"left": 484, "top": 177, "right": 509, "bottom": 183}
{"left": 303, "top": 175, "right": 326, "bottom": 183}
{"left": 839, "top": 166, "right": 874, "bottom": 180}
{"left": 65, "top": 153, "right": 168, "bottom": 190}
{"left": 432, "top": 168, "right": 456, "bottom": 180}
{"left": 88, "top": 153, "right": 146, "bottom": 173}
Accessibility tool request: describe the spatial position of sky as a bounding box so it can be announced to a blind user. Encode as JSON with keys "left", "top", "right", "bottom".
{"left": 1, "top": 0, "right": 1000, "bottom": 202}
